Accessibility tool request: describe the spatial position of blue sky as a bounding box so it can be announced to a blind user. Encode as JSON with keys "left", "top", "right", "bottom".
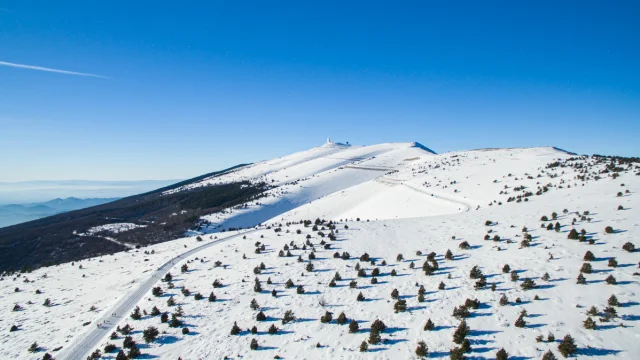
{"left": 1, "top": 1, "right": 638, "bottom": 181}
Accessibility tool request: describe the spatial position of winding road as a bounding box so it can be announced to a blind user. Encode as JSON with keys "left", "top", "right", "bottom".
{"left": 56, "top": 228, "right": 257, "bottom": 360}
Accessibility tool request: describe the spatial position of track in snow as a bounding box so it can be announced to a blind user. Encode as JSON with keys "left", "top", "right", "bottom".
{"left": 56, "top": 229, "right": 257, "bottom": 360}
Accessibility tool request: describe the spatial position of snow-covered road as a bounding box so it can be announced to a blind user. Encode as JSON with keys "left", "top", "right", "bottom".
{"left": 56, "top": 229, "right": 257, "bottom": 360}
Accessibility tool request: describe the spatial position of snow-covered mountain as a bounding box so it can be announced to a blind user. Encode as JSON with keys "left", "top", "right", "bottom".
{"left": 2, "top": 141, "right": 639, "bottom": 360}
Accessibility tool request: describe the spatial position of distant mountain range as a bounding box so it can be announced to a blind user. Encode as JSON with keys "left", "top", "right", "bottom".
{"left": 0, "top": 179, "right": 180, "bottom": 205}
{"left": 0, "top": 197, "right": 119, "bottom": 228}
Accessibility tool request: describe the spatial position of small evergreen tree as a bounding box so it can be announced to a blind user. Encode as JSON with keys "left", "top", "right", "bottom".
{"left": 496, "top": 348, "right": 508, "bottom": 360}
{"left": 449, "top": 346, "right": 464, "bottom": 360}
{"left": 142, "top": 326, "right": 159, "bottom": 343}
{"left": 282, "top": 309, "right": 296, "bottom": 324}
{"left": 452, "top": 320, "right": 469, "bottom": 344}
{"left": 115, "top": 350, "right": 127, "bottom": 360}
{"left": 268, "top": 324, "right": 278, "bottom": 334}
{"left": 542, "top": 350, "right": 558, "bottom": 360}
{"left": 130, "top": 306, "right": 142, "bottom": 320}
{"left": 608, "top": 294, "right": 620, "bottom": 307}
{"left": 320, "top": 311, "right": 333, "bottom": 323}
{"left": 360, "top": 340, "right": 368, "bottom": 352}
{"left": 583, "top": 317, "right": 596, "bottom": 330}
{"left": 337, "top": 312, "right": 347, "bottom": 325}
{"left": 577, "top": 273, "right": 586, "bottom": 284}
{"left": 230, "top": 321, "right": 241, "bottom": 335}
{"left": 391, "top": 288, "right": 399, "bottom": 299}
{"left": 250, "top": 338, "right": 259, "bottom": 350}
{"left": 349, "top": 319, "right": 359, "bottom": 333}
{"left": 415, "top": 341, "right": 428, "bottom": 357}
{"left": 424, "top": 318, "right": 434, "bottom": 331}
{"left": 558, "top": 334, "right": 577, "bottom": 357}
{"left": 368, "top": 329, "right": 381, "bottom": 345}
{"left": 394, "top": 299, "right": 407, "bottom": 313}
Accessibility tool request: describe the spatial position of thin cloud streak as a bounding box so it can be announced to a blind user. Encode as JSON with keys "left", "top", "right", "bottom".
{"left": 0, "top": 60, "right": 108, "bottom": 78}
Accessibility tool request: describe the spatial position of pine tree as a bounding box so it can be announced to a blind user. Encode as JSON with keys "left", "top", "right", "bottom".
{"left": 250, "top": 298, "right": 260, "bottom": 310}
{"left": 230, "top": 321, "right": 241, "bottom": 335}
{"left": 496, "top": 348, "right": 509, "bottom": 360}
{"left": 514, "top": 314, "right": 526, "bottom": 328}
{"left": 557, "top": 334, "right": 577, "bottom": 357}
{"left": 605, "top": 274, "right": 617, "bottom": 285}
{"left": 394, "top": 299, "right": 407, "bottom": 313}
{"left": 208, "top": 292, "right": 216, "bottom": 302}
{"left": 337, "top": 312, "right": 347, "bottom": 325}
{"left": 415, "top": 341, "right": 428, "bottom": 357}
{"left": 368, "top": 329, "right": 381, "bottom": 345}
{"left": 608, "top": 294, "right": 620, "bottom": 307}
{"left": 320, "top": 311, "right": 333, "bottom": 323}
{"left": 130, "top": 306, "right": 142, "bottom": 320}
{"left": 256, "top": 311, "right": 266, "bottom": 321}
{"left": 449, "top": 346, "right": 465, "bottom": 360}
{"left": 285, "top": 279, "right": 294, "bottom": 288}
{"left": 28, "top": 342, "right": 39, "bottom": 353}
{"left": 167, "top": 296, "right": 176, "bottom": 306}
{"left": 168, "top": 314, "right": 182, "bottom": 328}
{"left": 422, "top": 318, "right": 434, "bottom": 331}
{"left": 445, "top": 249, "right": 453, "bottom": 260}
{"left": 577, "top": 273, "right": 586, "bottom": 284}
{"left": 357, "top": 292, "right": 365, "bottom": 301}
{"left": 282, "top": 309, "right": 296, "bottom": 324}
{"left": 116, "top": 350, "right": 127, "bottom": 360}
{"left": 510, "top": 270, "right": 519, "bottom": 281}
{"left": 126, "top": 344, "right": 141, "bottom": 359}
{"left": 268, "top": 324, "right": 278, "bottom": 334}
{"left": 250, "top": 338, "right": 259, "bottom": 350}
{"left": 542, "top": 350, "right": 558, "bottom": 360}
{"left": 142, "top": 326, "right": 159, "bottom": 343}
{"left": 452, "top": 320, "right": 469, "bottom": 344}
{"left": 461, "top": 339, "right": 471, "bottom": 353}
{"left": 499, "top": 293, "right": 508, "bottom": 306}
{"left": 521, "top": 278, "right": 536, "bottom": 290}
{"left": 349, "top": 319, "right": 359, "bottom": 333}
{"left": 297, "top": 285, "right": 305, "bottom": 294}
{"left": 580, "top": 263, "right": 592, "bottom": 274}
{"left": 391, "top": 288, "right": 399, "bottom": 299}
{"left": 583, "top": 317, "right": 596, "bottom": 330}
{"left": 371, "top": 319, "right": 387, "bottom": 333}
{"left": 359, "top": 340, "right": 368, "bottom": 352}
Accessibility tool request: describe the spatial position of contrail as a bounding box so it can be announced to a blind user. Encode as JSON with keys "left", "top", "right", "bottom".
{"left": 0, "top": 60, "right": 108, "bottom": 78}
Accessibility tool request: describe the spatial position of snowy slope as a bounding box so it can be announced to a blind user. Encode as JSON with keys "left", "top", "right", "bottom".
{"left": 196, "top": 142, "right": 438, "bottom": 231}
{"left": 1, "top": 142, "right": 639, "bottom": 360}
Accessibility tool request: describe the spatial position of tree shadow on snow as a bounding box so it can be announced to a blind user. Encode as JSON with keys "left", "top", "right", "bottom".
{"left": 157, "top": 335, "right": 180, "bottom": 344}
{"left": 578, "top": 347, "right": 622, "bottom": 356}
